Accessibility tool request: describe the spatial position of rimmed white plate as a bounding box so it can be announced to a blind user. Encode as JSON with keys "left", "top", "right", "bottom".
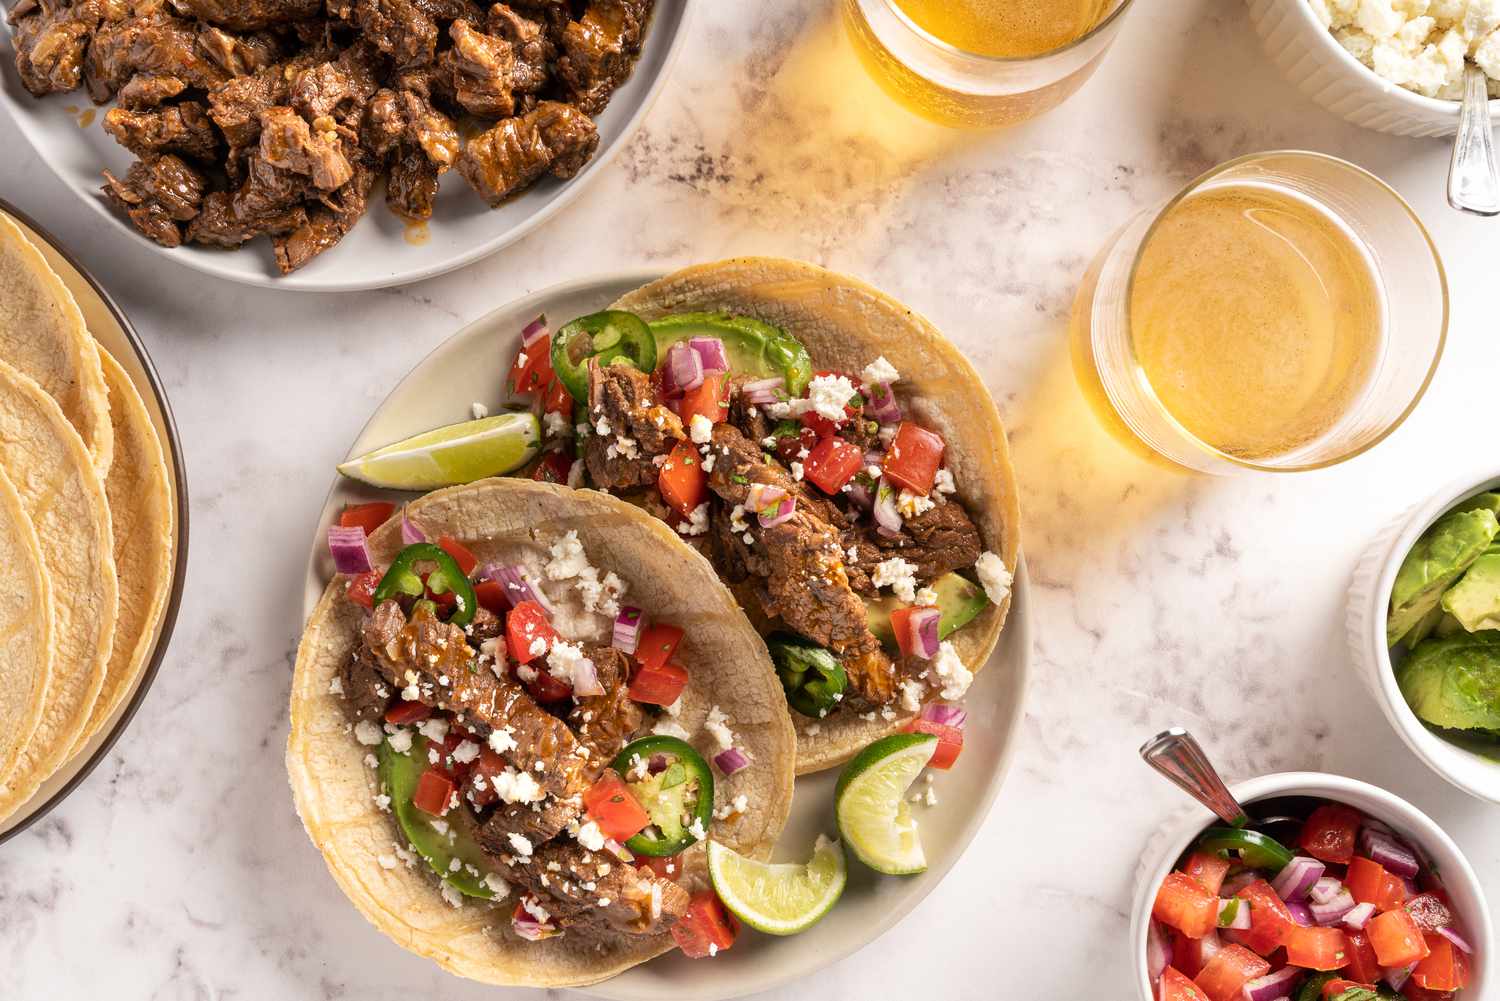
{"left": 0, "top": 199, "right": 189, "bottom": 845}
{"left": 298, "top": 272, "right": 1032, "bottom": 998}
{"left": 0, "top": 3, "right": 689, "bottom": 292}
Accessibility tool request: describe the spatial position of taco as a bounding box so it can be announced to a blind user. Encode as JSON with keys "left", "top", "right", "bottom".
{"left": 288, "top": 478, "right": 794, "bottom": 987}
{"left": 525, "top": 257, "right": 1021, "bottom": 773}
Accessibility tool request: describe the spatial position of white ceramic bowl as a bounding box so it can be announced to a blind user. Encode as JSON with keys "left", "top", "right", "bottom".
{"left": 1348, "top": 470, "right": 1500, "bottom": 804}
{"left": 1131, "top": 772, "right": 1493, "bottom": 1000}
{"left": 1245, "top": 0, "right": 1495, "bottom": 138}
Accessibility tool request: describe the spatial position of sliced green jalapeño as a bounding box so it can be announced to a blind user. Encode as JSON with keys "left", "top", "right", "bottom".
{"left": 552, "top": 310, "right": 658, "bottom": 402}
{"left": 373, "top": 542, "right": 477, "bottom": 627}
{"left": 1195, "top": 827, "right": 1294, "bottom": 873}
{"left": 612, "top": 735, "right": 714, "bottom": 857}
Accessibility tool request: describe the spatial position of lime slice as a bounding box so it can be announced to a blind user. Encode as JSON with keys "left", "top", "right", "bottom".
{"left": 707, "top": 835, "right": 846, "bottom": 935}
{"left": 835, "top": 733, "right": 937, "bottom": 875}
{"left": 337, "top": 412, "right": 541, "bottom": 490}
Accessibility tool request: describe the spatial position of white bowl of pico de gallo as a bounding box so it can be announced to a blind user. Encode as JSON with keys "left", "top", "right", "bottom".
{"left": 1132, "top": 772, "right": 1491, "bottom": 1001}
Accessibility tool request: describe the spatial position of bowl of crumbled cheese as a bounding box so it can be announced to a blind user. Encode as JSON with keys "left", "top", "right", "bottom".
{"left": 1247, "top": 0, "right": 1500, "bottom": 138}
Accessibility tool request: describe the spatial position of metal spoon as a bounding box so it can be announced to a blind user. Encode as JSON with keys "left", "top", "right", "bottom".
{"left": 1139, "top": 728, "right": 1299, "bottom": 830}
{"left": 1448, "top": 62, "right": 1500, "bottom": 217}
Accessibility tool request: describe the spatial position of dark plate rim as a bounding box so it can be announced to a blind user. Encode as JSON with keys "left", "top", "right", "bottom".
{"left": 0, "top": 195, "right": 191, "bottom": 846}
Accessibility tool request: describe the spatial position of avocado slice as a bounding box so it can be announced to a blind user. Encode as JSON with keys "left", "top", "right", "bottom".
{"left": 1436, "top": 611, "right": 1467, "bottom": 638}
{"left": 1388, "top": 506, "right": 1499, "bottom": 646}
{"left": 649, "top": 313, "right": 814, "bottom": 397}
{"left": 1402, "top": 602, "right": 1445, "bottom": 648}
{"left": 866, "top": 572, "right": 988, "bottom": 652}
{"left": 1396, "top": 632, "right": 1500, "bottom": 735}
{"left": 378, "top": 735, "right": 500, "bottom": 899}
{"left": 1443, "top": 552, "right": 1500, "bottom": 632}
{"left": 1450, "top": 491, "right": 1500, "bottom": 516}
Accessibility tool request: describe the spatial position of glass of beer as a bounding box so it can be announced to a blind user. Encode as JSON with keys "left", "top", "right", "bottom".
{"left": 1070, "top": 151, "right": 1446, "bottom": 475}
{"left": 843, "top": 0, "right": 1136, "bottom": 128}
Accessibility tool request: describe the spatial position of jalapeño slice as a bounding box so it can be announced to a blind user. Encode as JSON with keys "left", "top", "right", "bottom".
{"left": 551, "top": 310, "right": 658, "bottom": 402}
{"left": 373, "top": 542, "right": 478, "bottom": 627}
{"left": 611, "top": 735, "right": 714, "bottom": 857}
{"left": 1195, "top": 826, "right": 1295, "bottom": 873}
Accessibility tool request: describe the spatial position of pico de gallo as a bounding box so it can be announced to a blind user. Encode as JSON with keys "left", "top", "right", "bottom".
{"left": 1149, "top": 799, "right": 1476, "bottom": 1001}
{"left": 323, "top": 525, "right": 752, "bottom": 958}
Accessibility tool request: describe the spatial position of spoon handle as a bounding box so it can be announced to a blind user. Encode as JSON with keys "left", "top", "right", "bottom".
{"left": 1139, "top": 728, "right": 1251, "bottom": 827}
{"left": 1449, "top": 62, "right": 1500, "bottom": 217}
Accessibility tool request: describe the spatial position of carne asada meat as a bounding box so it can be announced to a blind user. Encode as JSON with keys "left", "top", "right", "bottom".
{"left": 337, "top": 646, "right": 392, "bottom": 723}
{"left": 443, "top": 18, "right": 517, "bottom": 118}
{"left": 167, "top": 0, "right": 320, "bottom": 31}
{"left": 488, "top": 2, "right": 550, "bottom": 93}
{"left": 361, "top": 87, "right": 461, "bottom": 165}
{"left": 83, "top": 10, "right": 228, "bottom": 103}
{"left": 351, "top": 0, "right": 436, "bottom": 67}
{"left": 556, "top": 0, "right": 651, "bottom": 114}
{"left": 457, "top": 100, "right": 599, "bottom": 206}
{"left": 100, "top": 153, "right": 206, "bottom": 247}
{"left": 485, "top": 835, "right": 688, "bottom": 936}
{"left": 288, "top": 42, "right": 381, "bottom": 123}
{"left": 872, "top": 497, "right": 983, "bottom": 583}
{"left": 195, "top": 23, "right": 280, "bottom": 74}
{"left": 272, "top": 156, "right": 374, "bottom": 273}
{"left": 385, "top": 148, "right": 439, "bottom": 219}
{"left": 582, "top": 357, "right": 683, "bottom": 491}
{"left": 567, "top": 645, "right": 643, "bottom": 763}
{"left": 186, "top": 189, "right": 307, "bottom": 245}
{"left": 103, "top": 101, "right": 219, "bottom": 160}
{"left": 9, "top": 0, "right": 100, "bottom": 96}
{"left": 259, "top": 105, "right": 354, "bottom": 190}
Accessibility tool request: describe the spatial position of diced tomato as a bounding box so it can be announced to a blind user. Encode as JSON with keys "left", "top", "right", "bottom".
{"left": 658, "top": 441, "right": 707, "bottom": 518}
{"left": 462, "top": 748, "right": 507, "bottom": 809}
{"left": 883, "top": 422, "right": 945, "bottom": 494}
{"left": 1321, "top": 980, "right": 1375, "bottom": 1000}
{"left": 473, "top": 579, "right": 509, "bottom": 615}
{"left": 505, "top": 600, "right": 555, "bottom": 664}
{"left": 1193, "top": 944, "right": 1270, "bottom": 1001}
{"left": 522, "top": 666, "right": 573, "bottom": 703}
{"left": 803, "top": 435, "right": 864, "bottom": 494}
{"left": 412, "top": 768, "right": 455, "bottom": 817}
{"left": 635, "top": 623, "right": 684, "bottom": 672}
{"left": 1234, "top": 880, "right": 1297, "bottom": 956}
{"left": 1406, "top": 893, "right": 1455, "bottom": 932}
{"left": 890, "top": 606, "right": 920, "bottom": 658}
{"left": 508, "top": 339, "right": 553, "bottom": 396}
{"left": 1299, "top": 803, "right": 1362, "bottom": 865}
{"left": 542, "top": 376, "right": 573, "bottom": 420}
{"left": 1284, "top": 926, "right": 1349, "bottom": 971}
{"left": 1170, "top": 928, "right": 1221, "bottom": 978}
{"left": 384, "top": 701, "right": 431, "bottom": 725}
{"left": 531, "top": 450, "right": 575, "bottom": 484}
{"left": 773, "top": 424, "right": 820, "bottom": 465}
{"left": 629, "top": 660, "right": 689, "bottom": 706}
{"left": 1343, "top": 930, "right": 1381, "bottom": 985}
{"left": 583, "top": 771, "right": 651, "bottom": 842}
{"left": 1412, "top": 933, "right": 1469, "bottom": 991}
{"left": 637, "top": 854, "right": 683, "bottom": 881}
{"left": 1346, "top": 857, "right": 1407, "bottom": 912}
{"left": 799, "top": 374, "right": 862, "bottom": 438}
{"left": 679, "top": 372, "right": 728, "bottom": 430}
{"left": 671, "top": 891, "right": 738, "bottom": 959}
{"left": 1158, "top": 967, "right": 1211, "bottom": 1001}
{"left": 1181, "top": 852, "right": 1232, "bottom": 895}
{"left": 1154, "top": 872, "right": 1219, "bottom": 939}
{"left": 437, "top": 535, "right": 478, "bottom": 576}
{"left": 347, "top": 569, "right": 381, "bottom": 609}
{"left": 340, "top": 501, "right": 395, "bottom": 536}
{"left": 1403, "top": 986, "right": 1460, "bottom": 1001}
{"left": 901, "top": 718, "right": 963, "bottom": 769}
{"left": 1367, "top": 908, "right": 1431, "bottom": 968}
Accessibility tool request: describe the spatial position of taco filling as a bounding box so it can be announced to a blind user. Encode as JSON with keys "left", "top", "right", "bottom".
{"left": 330, "top": 535, "right": 739, "bottom": 945}
{"left": 516, "top": 311, "right": 1013, "bottom": 725}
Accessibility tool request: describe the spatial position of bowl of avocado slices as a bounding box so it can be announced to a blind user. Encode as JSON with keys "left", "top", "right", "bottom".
{"left": 1350, "top": 472, "right": 1500, "bottom": 804}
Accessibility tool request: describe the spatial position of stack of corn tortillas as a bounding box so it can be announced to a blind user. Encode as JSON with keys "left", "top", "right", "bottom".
{"left": 0, "top": 210, "right": 176, "bottom": 826}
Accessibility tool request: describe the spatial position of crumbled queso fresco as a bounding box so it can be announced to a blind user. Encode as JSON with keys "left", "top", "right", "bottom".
{"left": 1310, "top": 0, "right": 1500, "bottom": 98}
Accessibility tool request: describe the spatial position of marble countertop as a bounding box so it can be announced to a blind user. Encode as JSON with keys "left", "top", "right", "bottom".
{"left": 4, "top": 0, "right": 1499, "bottom": 997}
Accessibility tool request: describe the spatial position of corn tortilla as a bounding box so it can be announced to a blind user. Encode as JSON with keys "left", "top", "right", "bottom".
{"left": 0, "top": 467, "right": 54, "bottom": 792}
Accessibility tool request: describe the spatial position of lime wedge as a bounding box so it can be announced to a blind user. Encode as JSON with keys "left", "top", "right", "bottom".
{"left": 835, "top": 733, "right": 937, "bottom": 875}
{"left": 707, "top": 835, "right": 846, "bottom": 935}
{"left": 337, "top": 412, "right": 541, "bottom": 490}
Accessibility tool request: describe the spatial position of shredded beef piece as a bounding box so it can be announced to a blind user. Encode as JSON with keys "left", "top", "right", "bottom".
{"left": 351, "top": 0, "right": 436, "bottom": 67}
{"left": 484, "top": 835, "right": 688, "bottom": 935}
{"left": 726, "top": 378, "right": 771, "bottom": 446}
{"left": 186, "top": 189, "right": 307, "bottom": 246}
{"left": 258, "top": 105, "right": 354, "bottom": 189}
{"left": 582, "top": 357, "right": 682, "bottom": 491}
{"left": 362, "top": 87, "right": 460, "bottom": 165}
{"left": 167, "top": 0, "right": 320, "bottom": 30}
{"left": 287, "top": 42, "right": 382, "bottom": 124}
{"left": 195, "top": 23, "right": 279, "bottom": 74}
{"left": 103, "top": 101, "right": 220, "bottom": 159}
{"left": 385, "top": 147, "right": 437, "bottom": 219}
{"left": 482, "top": 795, "right": 578, "bottom": 850}
{"left": 206, "top": 44, "right": 331, "bottom": 149}
{"left": 338, "top": 646, "right": 391, "bottom": 722}
{"left": 443, "top": 18, "right": 516, "bottom": 118}
{"left": 567, "top": 645, "right": 642, "bottom": 763}
{"left": 9, "top": 0, "right": 102, "bottom": 96}
{"left": 115, "top": 71, "right": 184, "bottom": 106}
{"left": 488, "top": 1, "right": 549, "bottom": 92}
{"left": 556, "top": 0, "right": 651, "bottom": 115}
{"left": 272, "top": 155, "right": 375, "bottom": 272}
{"left": 100, "top": 153, "right": 206, "bottom": 246}
{"left": 871, "top": 497, "right": 983, "bottom": 582}
{"left": 457, "top": 99, "right": 598, "bottom": 206}
{"left": 83, "top": 9, "right": 226, "bottom": 103}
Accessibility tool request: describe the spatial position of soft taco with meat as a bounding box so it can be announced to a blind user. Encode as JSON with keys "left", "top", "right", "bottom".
{"left": 515, "top": 258, "right": 1021, "bottom": 773}
{"left": 288, "top": 478, "right": 794, "bottom": 987}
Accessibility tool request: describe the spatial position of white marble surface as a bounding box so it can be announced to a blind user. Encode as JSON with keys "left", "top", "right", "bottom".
{"left": 3, "top": 0, "right": 1499, "bottom": 997}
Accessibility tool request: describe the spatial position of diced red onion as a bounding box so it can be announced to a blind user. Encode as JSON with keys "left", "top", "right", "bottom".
{"left": 1285, "top": 900, "right": 1313, "bottom": 927}
{"left": 570, "top": 657, "right": 604, "bottom": 697}
{"left": 873, "top": 479, "right": 902, "bottom": 536}
{"left": 663, "top": 342, "right": 703, "bottom": 397}
{"left": 1220, "top": 870, "right": 1258, "bottom": 898}
{"left": 760, "top": 495, "right": 796, "bottom": 528}
{"left": 746, "top": 482, "right": 786, "bottom": 511}
{"left": 1218, "top": 897, "right": 1252, "bottom": 930}
{"left": 604, "top": 838, "right": 635, "bottom": 863}
{"left": 919, "top": 703, "right": 966, "bottom": 728}
{"left": 746, "top": 483, "right": 797, "bottom": 528}
{"left": 907, "top": 606, "right": 941, "bottom": 659}
{"left": 1341, "top": 902, "right": 1376, "bottom": 930}
{"left": 1359, "top": 826, "right": 1420, "bottom": 879}
{"left": 1383, "top": 964, "right": 1414, "bottom": 991}
{"left": 1437, "top": 925, "right": 1474, "bottom": 954}
{"left": 613, "top": 607, "right": 644, "bottom": 654}
{"left": 485, "top": 565, "right": 555, "bottom": 616}
{"left": 401, "top": 510, "right": 426, "bottom": 544}
{"left": 865, "top": 382, "right": 902, "bottom": 423}
{"left": 1242, "top": 967, "right": 1301, "bottom": 1001}
{"left": 1309, "top": 889, "right": 1356, "bottom": 926}
{"left": 520, "top": 315, "right": 549, "bottom": 349}
{"left": 740, "top": 377, "right": 784, "bottom": 405}
{"left": 688, "top": 337, "right": 728, "bottom": 374}
{"left": 1308, "top": 876, "right": 1344, "bottom": 905}
{"left": 328, "top": 525, "right": 373, "bottom": 574}
{"left": 1146, "top": 920, "right": 1171, "bottom": 985}
{"left": 648, "top": 754, "right": 669, "bottom": 774}
{"left": 846, "top": 481, "right": 874, "bottom": 510}
{"left": 1271, "top": 856, "right": 1325, "bottom": 902}
{"left": 513, "top": 899, "right": 556, "bottom": 941}
{"left": 713, "top": 747, "right": 750, "bottom": 775}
